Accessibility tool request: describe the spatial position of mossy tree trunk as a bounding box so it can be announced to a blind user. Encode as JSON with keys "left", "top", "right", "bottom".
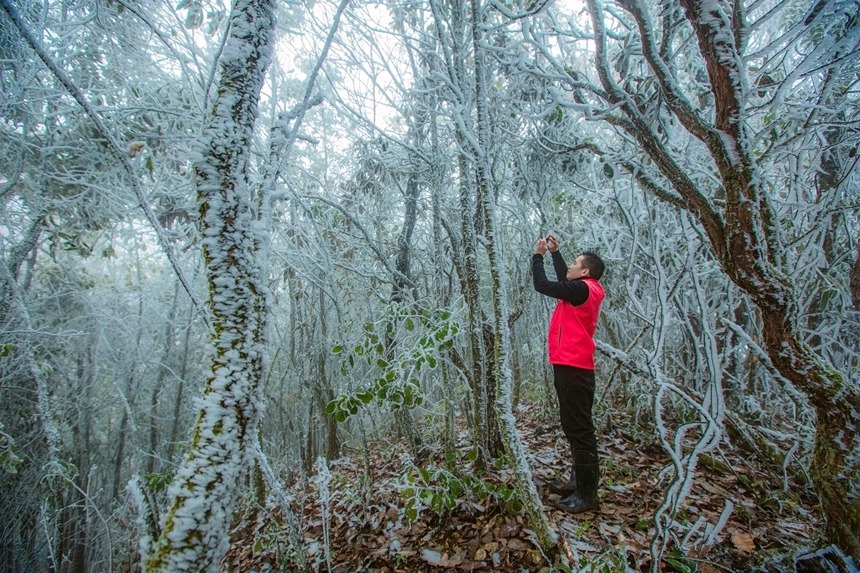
{"left": 143, "top": 0, "right": 277, "bottom": 570}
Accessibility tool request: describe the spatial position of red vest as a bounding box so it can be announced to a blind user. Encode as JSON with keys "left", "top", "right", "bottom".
{"left": 547, "top": 278, "right": 605, "bottom": 369}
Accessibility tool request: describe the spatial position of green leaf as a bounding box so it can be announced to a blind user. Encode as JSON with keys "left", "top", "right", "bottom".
{"left": 390, "top": 390, "right": 404, "bottom": 407}
{"left": 666, "top": 549, "right": 697, "bottom": 573}
{"left": 665, "top": 557, "right": 697, "bottom": 573}
{"left": 405, "top": 317, "right": 414, "bottom": 331}
{"left": 325, "top": 400, "right": 338, "bottom": 414}
{"left": 430, "top": 494, "right": 443, "bottom": 514}
{"left": 603, "top": 162, "right": 615, "bottom": 178}
{"left": 332, "top": 345, "right": 343, "bottom": 354}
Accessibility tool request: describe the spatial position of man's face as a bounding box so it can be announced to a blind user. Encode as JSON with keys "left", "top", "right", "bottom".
{"left": 566, "top": 255, "right": 590, "bottom": 280}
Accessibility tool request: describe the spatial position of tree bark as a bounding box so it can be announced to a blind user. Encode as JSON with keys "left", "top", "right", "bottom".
{"left": 851, "top": 236, "right": 860, "bottom": 312}
{"left": 143, "top": 0, "right": 277, "bottom": 569}
{"left": 580, "top": 0, "right": 860, "bottom": 557}
{"left": 469, "top": 0, "right": 557, "bottom": 556}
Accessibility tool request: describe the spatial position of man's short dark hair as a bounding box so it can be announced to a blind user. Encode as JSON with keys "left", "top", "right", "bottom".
{"left": 581, "top": 251, "right": 605, "bottom": 280}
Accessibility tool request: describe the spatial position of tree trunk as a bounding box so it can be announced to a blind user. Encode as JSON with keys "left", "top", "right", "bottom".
{"left": 469, "top": 0, "right": 557, "bottom": 556}
{"left": 316, "top": 287, "right": 341, "bottom": 462}
{"left": 576, "top": 0, "right": 860, "bottom": 557}
{"left": 146, "top": 281, "right": 180, "bottom": 476}
{"left": 759, "top": 305, "right": 860, "bottom": 558}
{"left": 143, "top": 0, "right": 277, "bottom": 569}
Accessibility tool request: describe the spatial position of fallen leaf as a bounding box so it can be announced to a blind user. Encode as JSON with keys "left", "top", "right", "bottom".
{"left": 731, "top": 531, "right": 756, "bottom": 553}
{"left": 421, "top": 548, "right": 443, "bottom": 565}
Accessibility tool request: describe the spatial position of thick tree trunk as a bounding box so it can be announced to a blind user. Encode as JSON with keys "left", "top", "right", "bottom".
{"left": 680, "top": 0, "right": 860, "bottom": 553}
{"left": 457, "top": 151, "right": 492, "bottom": 465}
{"left": 580, "top": 0, "right": 860, "bottom": 557}
{"left": 143, "top": 0, "right": 276, "bottom": 570}
{"left": 759, "top": 304, "right": 860, "bottom": 558}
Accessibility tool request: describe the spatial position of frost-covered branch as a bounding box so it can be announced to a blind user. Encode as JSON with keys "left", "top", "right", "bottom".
{"left": 299, "top": 192, "right": 416, "bottom": 290}
{"left": 0, "top": 0, "right": 213, "bottom": 333}
{"left": 582, "top": 0, "right": 729, "bottom": 259}
{"left": 0, "top": 250, "right": 61, "bottom": 461}
{"left": 616, "top": 0, "right": 737, "bottom": 170}
{"left": 252, "top": 442, "right": 308, "bottom": 568}
{"left": 258, "top": 0, "right": 350, "bottom": 216}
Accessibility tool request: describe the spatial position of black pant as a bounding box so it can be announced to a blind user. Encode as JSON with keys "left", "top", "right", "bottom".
{"left": 553, "top": 364, "right": 597, "bottom": 452}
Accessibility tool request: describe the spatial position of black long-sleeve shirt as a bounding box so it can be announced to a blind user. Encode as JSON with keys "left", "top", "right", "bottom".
{"left": 532, "top": 251, "right": 590, "bottom": 306}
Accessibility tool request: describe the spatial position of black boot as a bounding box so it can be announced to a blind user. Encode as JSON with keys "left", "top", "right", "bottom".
{"left": 549, "top": 463, "right": 576, "bottom": 495}
{"left": 554, "top": 449, "right": 599, "bottom": 514}
{"left": 549, "top": 445, "right": 577, "bottom": 495}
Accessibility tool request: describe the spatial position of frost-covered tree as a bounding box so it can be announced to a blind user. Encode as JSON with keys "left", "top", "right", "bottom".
{"left": 0, "top": 0, "right": 213, "bottom": 568}
{"left": 138, "top": 0, "right": 278, "bottom": 569}
{"left": 521, "top": 0, "right": 860, "bottom": 558}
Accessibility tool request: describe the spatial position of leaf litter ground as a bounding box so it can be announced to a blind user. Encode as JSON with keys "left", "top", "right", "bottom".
{"left": 224, "top": 403, "right": 849, "bottom": 572}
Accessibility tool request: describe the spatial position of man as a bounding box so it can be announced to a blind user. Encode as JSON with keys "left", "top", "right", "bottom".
{"left": 532, "top": 234, "right": 605, "bottom": 513}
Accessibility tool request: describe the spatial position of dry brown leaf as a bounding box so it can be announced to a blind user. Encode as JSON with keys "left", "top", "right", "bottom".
{"left": 731, "top": 531, "right": 756, "bottom": 553}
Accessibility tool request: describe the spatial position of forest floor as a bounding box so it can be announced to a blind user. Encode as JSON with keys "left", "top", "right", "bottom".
{"left": 223, "top": 403, "right": 852, "bottom": 573}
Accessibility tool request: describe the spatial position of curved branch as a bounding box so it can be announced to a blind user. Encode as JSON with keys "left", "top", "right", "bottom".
{"left": 584, "top": 0, "right": 728, "bottom": 258}
{"left": 259, "top": 0, "right": 350, "bottom": 216}
{"left": 616, "top": 0, "right": 737, "bottom": 173}
{"left": 299, "top": 193, "right": 417, "bottom": 291}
